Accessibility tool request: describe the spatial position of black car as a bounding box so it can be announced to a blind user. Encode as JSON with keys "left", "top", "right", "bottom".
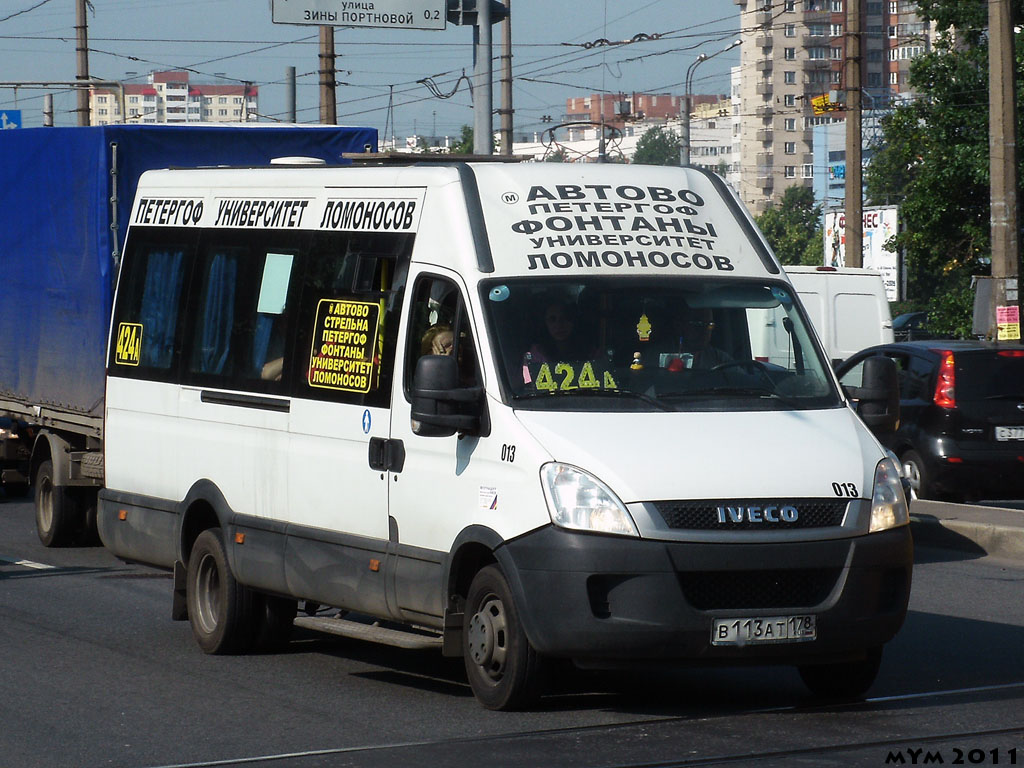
{"left": 836, "top": 340, "right": 1024, "bottom": 501}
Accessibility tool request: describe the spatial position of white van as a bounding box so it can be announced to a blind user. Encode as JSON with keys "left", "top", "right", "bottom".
{"left": 784, "top": 266, "right": 895, "bottom": 366}
{"left": 99, "top": 160, "right": 911, "bottom": 710}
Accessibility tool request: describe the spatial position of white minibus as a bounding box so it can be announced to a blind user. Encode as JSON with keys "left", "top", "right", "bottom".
{"left": 99, "top": 160, "right": 911, "bottom": 710}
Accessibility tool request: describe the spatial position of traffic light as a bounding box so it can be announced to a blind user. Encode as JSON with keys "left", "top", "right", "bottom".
{"left": 447, "top": 0, "right": 509, "bottom": 25}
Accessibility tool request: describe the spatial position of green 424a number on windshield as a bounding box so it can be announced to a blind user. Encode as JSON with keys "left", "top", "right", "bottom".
{"left": 535, "top": 361, "right": 618, "bottom": 392}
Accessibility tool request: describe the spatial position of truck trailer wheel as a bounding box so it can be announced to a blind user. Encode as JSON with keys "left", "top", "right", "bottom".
{"left": 463, "top": 565, "right": 543, "bottom": 710}
{"left": 186, "top": 529, "right": 255, "bottom": 654}
{"left": 798, "top": 647, "right": 882, "bottom": 700}
{"left": 253, "top": 595, "right": 297, "bottom": 652}
{"left": 34, "top": 460, "right": 80, "bottom": 547}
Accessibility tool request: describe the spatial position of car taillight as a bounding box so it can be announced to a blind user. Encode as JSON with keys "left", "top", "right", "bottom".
{"left": 997, "top": 350, "right": 1024, "bottom": 357}
{"left": 933, "top": 350, "right": 956, "bottom": 409}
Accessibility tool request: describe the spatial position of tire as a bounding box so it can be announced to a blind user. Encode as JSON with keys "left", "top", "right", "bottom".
{"left": 186, "top": 529, "right": 256, "bottom": 654}
{"left": 34, "top": 460, "right": 80, "bottom": 547}
{"left": 799, "top": 647, "right": 882, "bottom": 700}
{"left": 901, "top": 449, "right": 929, "bottom": 501}
{"left": 253, "top": 595, "right": 297, "bottom": 652}
{"left": 463, "top": 565, "right": 543, "bottom": 710}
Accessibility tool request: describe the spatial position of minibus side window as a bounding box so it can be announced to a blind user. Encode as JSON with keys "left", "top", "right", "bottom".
{"left": 182, "top": 232, "right": 301, "bottom": 394}
{"left": 404, "top": 276, "right": 480, "bottom": 394}
{"left": 109, "top": 232, "right": 194, "bottom": 380}
{"left": 291, "top": 231, "right": 410, "bottom": 408}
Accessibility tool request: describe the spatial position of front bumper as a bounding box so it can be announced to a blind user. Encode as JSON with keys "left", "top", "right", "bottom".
{"left": 500, "top": 525, "right": 912, "bottom": 665}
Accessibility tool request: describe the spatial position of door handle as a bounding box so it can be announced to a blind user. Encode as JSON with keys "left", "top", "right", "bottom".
{"left": 368, "top": 437, "right": 405, "bottom": 473}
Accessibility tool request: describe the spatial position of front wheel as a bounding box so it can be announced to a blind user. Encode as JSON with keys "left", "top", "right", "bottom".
{"left": 463, "top": 565, "right": 543, "bottom": 710}
{"left": 798, "top": 647, "right": 882, "bottom": 699}
{"left": 186, "top": 529, "right": 255, "bottom": 654}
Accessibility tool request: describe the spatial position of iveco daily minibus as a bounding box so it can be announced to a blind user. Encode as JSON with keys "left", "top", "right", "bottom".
{"left": 98, "top": 159, "right": 911, "bottom": 710}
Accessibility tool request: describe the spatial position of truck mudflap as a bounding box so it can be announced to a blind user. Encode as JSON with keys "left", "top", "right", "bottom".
{"left": 499, "top": 524, "right": 912, "bottom": 664}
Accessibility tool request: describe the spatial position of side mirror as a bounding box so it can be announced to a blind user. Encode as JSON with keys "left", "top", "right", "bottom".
{"left": 851, "top": 356, "right": 900, "bottom": 433}
{"left": 411, "top": 354, "right": 485, "bottom": 437}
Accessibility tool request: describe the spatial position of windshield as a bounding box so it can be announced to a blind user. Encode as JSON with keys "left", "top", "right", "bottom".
{"left": 481, "top": 277, "right": 841, "bottom": 412}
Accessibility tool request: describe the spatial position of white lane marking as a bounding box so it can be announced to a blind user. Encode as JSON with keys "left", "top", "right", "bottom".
{"left": 0, "top": 556, "right": 54, "bottom": 569}
{"left": 865, "top": 680, "right": 1024, "bottom": 704}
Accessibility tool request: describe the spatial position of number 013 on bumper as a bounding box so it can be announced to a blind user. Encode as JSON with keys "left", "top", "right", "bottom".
{"left": 712, "top": 615, "right": 816, "bottom": 645}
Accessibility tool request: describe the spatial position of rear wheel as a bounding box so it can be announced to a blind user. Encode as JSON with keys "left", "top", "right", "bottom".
{"left": 34, "top": 460, "right": 80, "bottom": 547}
{"left": 799, "top": 647, "right": 882, "bottom": 699}
{"left": 463, "top": 565, "right": 543, "bottom": 710}
{"left": 900, "top": 450, "right": 929, "bottom": 501}
{"left": 186, "top": 529, "right": 255, "bottom": 654}
{"left": 253, "top": 595, "right": 297, "bottom": 651}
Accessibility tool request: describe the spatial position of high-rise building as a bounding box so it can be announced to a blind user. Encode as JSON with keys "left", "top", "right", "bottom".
{"left": 89, "top": 71, "right": 258, "bottom": 125}
{"left": 733, "top": 0, "right": 933, "bottom": 214}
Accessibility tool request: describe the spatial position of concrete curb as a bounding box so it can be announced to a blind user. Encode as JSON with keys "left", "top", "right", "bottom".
{"left": 909, "top": 499, "right": 1024, "bottom": 562}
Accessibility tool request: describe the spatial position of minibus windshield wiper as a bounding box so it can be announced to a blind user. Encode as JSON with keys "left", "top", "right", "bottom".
{"left": 662, "top": 386, "right": 802, "bottom": 408}
{"left": 512, "top": 388, "right": 675, "bottom": 411}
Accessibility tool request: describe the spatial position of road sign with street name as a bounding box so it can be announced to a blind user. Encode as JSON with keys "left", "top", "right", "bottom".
{"left": 272, "top": 0, "right": 445, "bottom": 29}
{"left": 1, "top": 110, "right": 21, "bottom": 129}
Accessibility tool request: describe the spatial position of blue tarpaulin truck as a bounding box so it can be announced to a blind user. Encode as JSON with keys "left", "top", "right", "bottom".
{"left": 0, "top": 124, "right": 377, "bottom": 544}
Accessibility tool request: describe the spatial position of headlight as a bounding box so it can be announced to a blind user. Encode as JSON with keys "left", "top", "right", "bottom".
{"left": 540, "top": 463, "right": 639, "bottom": 537}
{"left": 869, "top": 456, "right": 909, "bottom": 532}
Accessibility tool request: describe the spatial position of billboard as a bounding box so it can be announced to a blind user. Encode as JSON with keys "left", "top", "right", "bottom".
{"left": 823, "top": 205, "right": 900, "bottom": 301}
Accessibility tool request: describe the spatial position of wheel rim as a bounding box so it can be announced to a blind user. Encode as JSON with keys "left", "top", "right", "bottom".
{"left": 902, "top": 458, "right": 921, "bottom": 500}
{"left": 194, "top": 552, "right": 221, "bottom": 635}
{"left": 467, "top": 595, "right": 508, "bottom": 681}
{"left": 37, "top": 477, "right": 53, "bottom": 534}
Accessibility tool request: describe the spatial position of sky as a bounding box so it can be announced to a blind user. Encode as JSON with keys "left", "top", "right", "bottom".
{"left": 0, "top": 0, "right": 743, "bottom": 140}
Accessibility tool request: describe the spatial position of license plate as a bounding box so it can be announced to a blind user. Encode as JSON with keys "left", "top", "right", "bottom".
{"left": 711, "top": 615, "right": 816, "bottom": 646}
{"left": 995, "top": 426, "right": 1024, "bottom": 441}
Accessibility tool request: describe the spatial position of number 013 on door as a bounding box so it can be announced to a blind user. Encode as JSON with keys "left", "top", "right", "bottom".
{"left": 711, "top": 615, "right": 816, "bottom": 645}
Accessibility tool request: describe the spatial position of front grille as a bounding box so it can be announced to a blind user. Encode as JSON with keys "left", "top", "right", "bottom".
{"left": 653, "top": 499, "right": 848, "bottom": 530}
{"left": 679, "top": 568, "right": 842, "bottom": 611}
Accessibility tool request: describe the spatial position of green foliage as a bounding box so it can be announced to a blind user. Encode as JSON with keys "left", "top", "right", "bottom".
{"left": 450, "top": 125, "right": 473, "bottom": 155}
{"left": 754, "top": 185, "right": 824, "bottom": 266}
{"left": 864, "top": 0, "right": 1024, "bottom": 335}
{"left": 925, "top": 276, "right": 976, "bottom": 339}
{"left": 632, "top": 126, "right": 680, "bottom": 166}
{"left": 544, "top": 148, "right": 568, "bottom": 163}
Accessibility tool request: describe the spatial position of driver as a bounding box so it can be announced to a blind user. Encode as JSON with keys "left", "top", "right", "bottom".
{"left": 672, "top": 306, "right": 732, "bottom": 369}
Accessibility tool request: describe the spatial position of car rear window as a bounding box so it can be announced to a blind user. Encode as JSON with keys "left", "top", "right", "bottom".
{"left": 955, "top": 350, "right": 1024, "bottom": 400}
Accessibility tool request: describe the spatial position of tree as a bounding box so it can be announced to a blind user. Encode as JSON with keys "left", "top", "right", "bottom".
{"left": 632, "top": 126, "right": 680, "bottom": 166}
{"left": 449, "top": 125, "right": 473, "bottom": 155}
{"left": 755, "top": 185, "right": 824, "bottom": 266}
{"left": 865, "top": 0, "right": 1024, "bottom": 335}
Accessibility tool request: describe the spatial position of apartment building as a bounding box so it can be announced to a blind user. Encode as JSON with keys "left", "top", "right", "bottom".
{"left": 89, "top": 71, "right": 258, "bottom": 126}
{"left": 733, "top": 0, "right": 932, "bottom": 214}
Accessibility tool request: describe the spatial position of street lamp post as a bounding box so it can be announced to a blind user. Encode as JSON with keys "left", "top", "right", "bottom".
{"left": 681, "top": 39, "right": 741, "bottom": 166}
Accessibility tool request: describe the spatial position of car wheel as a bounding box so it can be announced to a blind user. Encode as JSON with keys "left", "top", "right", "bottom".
{"left": 186, "top": 529, "right": 256, "bottom": 654}
{"left": 901, "top": 450, "right": 929, "bottom": 501}
{"left": 463, "top": 565, "right": 544, "bottom": 710}
{"left": 799, "top": 647, "right": 882, "bottom": 699}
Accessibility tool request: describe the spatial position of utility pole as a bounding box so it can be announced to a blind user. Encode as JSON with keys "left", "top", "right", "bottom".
{"left": 988, "top": 0, "right": 1021, "bottom": 341}
{"left": 286, "top": 66, "right": 297, "bottom": 124}
{"left": 498, "top": 0, "right": 513, "bottom": 155}
{"left": 319, "top": 26, "right": 337, "bottom": 125}
{"left": 75, "top": 0, "right": 90, "bottom": 126}
{"left": 473, "top": 0, "right": 493, "bottom": 154}
{"left": 844, "top": 0, "right": 863, "bottom": 267}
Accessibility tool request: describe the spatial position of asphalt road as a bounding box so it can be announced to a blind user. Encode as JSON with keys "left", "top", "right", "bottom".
{"left": 1, "top": 492, "right": 1022, "bottom": 768}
